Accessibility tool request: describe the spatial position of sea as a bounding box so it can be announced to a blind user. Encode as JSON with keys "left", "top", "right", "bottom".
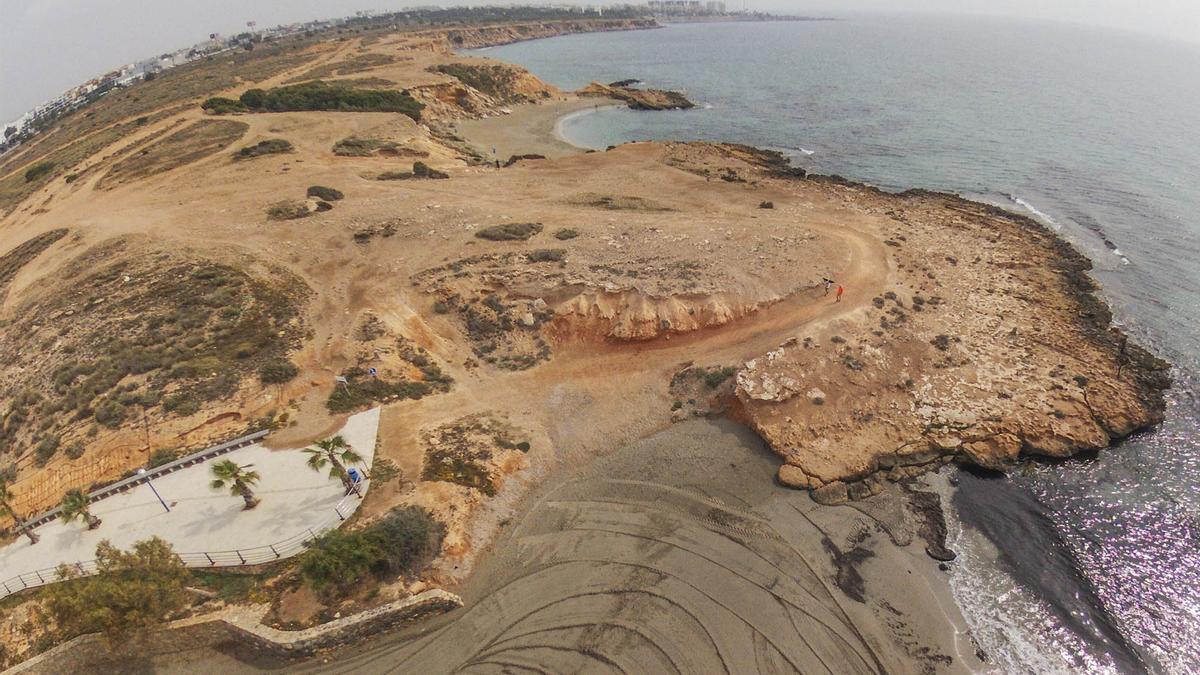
{"left": 473, "top": 15, "right": 1200, "bottom": 674}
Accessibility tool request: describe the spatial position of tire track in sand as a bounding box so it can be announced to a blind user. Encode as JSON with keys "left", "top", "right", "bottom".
{"left": 297, "top": 421, "right": 899, "bottom": 674}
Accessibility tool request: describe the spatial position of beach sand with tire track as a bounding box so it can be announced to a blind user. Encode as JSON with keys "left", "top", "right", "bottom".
{"left": 283, "top": 419, "right": 982, "bottom": 674}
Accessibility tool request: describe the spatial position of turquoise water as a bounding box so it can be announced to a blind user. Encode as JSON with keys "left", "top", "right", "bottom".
{"left": 478, "top": 17, "right": 1200, "bottom": 674}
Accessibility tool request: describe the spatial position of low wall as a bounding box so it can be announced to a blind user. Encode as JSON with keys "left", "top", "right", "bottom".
{"left": 5, "top": 589, "right": 462, "bottom": 674}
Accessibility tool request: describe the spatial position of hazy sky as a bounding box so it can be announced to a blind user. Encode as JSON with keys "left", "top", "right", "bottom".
{"left": 2, "top": 0, "right": 1198, "bottom": 123}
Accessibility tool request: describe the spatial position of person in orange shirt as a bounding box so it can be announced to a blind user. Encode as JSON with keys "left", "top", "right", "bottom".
{"left": 836, "top": 285, "right": 844, "bottom": 302}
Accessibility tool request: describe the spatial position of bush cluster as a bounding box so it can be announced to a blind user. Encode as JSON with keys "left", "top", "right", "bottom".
{"left": 306, "top": 185, "right": 344, "bottom": 201}
{"left": 299, "top": 506, "right": 444, "bottom": 594}
{"left": 24, "top": 161, "right": 55, "bottom": 183}
{"left": 326, "top": 362, "right": 451, "bottom": 413}
{"left": 200, "top": 97, "right": 248, "bottom": 114}
{"left": 266, "top": 199, "right": 311, "bottom": 221}
{"left": 475, "top": 222, "right": 543, "bottom": 241}
{"left": 259, "top": 359, "right": 299, "bottom": 384}
{"left": 230, "top": 81, "right": 424, "bottom": 120}
{"left": 233, "top": 138, "right": 293, "bottom": 160}
{"left": 44, "top": 538, "right": 190, "bottom": 644}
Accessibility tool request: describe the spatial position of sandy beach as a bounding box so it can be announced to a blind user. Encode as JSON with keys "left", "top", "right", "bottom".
{"left": 453, "top": 97, "right": 611, "bottom": 160}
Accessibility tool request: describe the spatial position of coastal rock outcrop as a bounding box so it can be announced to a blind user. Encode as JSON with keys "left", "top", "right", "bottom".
{"left": 577, "top": 82, "right": 695, "bottom": 110}
{"left": 711, "top": 153, "right": 1172, "bottom": 496}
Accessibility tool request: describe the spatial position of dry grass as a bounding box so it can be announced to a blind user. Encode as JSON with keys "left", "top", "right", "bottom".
{"left": 0, "top": 229, "right": 69, "bottom": 300}
{"left": 282, "top": 53, "right": 397, "bottom": 84}
{"left": 97, "top": 120, "right": 249, "bottom": 189}
{"left": 567, "top": 192, "right": 673, "bottom": 212}
{"left": 266, "top": 199, "right": 312, "bottom": 221}
{"left": 0, "top": 240, "right": 307, "bottom": 462}
{"left": 0, "top": 44, "right": 316, "bottom": 182}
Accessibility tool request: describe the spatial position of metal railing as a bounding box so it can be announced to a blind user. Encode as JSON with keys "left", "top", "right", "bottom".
{"left": 0, "top": 478, "right": 369, "bottom": 600}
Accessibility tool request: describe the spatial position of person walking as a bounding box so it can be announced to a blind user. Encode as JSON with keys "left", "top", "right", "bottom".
{"left": 836, "top": 285, "right": 844, "bottom": 302}
{"left": 823, "top": 278, "right": 833, "bottom": 296}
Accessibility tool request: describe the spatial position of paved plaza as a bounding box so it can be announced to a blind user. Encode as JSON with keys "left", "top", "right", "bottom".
{"left": 0, "top": 408, "right": 379, "bottom": 585}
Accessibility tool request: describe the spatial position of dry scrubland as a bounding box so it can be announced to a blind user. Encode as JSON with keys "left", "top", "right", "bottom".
{"left": 0, "top": 14, "right": 1168, "bottom": 672}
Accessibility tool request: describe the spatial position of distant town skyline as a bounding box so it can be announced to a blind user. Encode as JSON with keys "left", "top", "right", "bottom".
{"left": 2, "top": 0, "right": 1198, "bottom": 123}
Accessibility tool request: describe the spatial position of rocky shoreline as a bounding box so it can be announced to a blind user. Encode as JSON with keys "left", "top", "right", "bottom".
{"left": 718, "top": 147, "right": 1171, "bottom": 503}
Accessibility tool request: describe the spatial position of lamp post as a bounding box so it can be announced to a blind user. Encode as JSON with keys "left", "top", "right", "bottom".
{"left": 136, "top": 468, "right": 170, "bottom": 513}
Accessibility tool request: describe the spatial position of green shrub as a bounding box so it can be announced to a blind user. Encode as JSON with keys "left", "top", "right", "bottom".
{"left": 306, "top": 185, "right": 344, "bottom": 201}
{"left": 233, "top": 138, "right": 292, "bottom": 160}
{"left": 200, "top": 97, "right": 248, "bottom": 114}
{"left": 298, "top": 506, "right": 444, "bottom": 595}
{"left": 527, "top": 249, "right": 565, "bottom": 263}
{"left": 759, "top": 201, "right": 774, "bottom": 209}
{"left": 704, "top": 366, "right": 737, "bottom": 389}
{"left": 162, "top": 394, "right": 200, "bottom": 416}
{"left": 238, "top": 88, "right": 267, "bottom": 109}
{"left": 147, "top": 448, "right": 179, "bottom": 468}
{"left": 259, "top": 360, "right": 299, "bottom": 384}
{"left": 93, "top": 400, "right": 127, "bottom": 428}
{"left": 45, "top": 538, "right": 190, "bottom": 644}
{"left": 372, "top": 506, "right": 445, "bottom": 576}
{"left": 475, "top": 222, "right": 543, "bottom": 241}
{"left": 236, "top": 81, "right": 423, "bottom": 121}
{"left": 326, "top": 377, "right": 436, "bottom": 413}
{"left": 299, "top": 528, "right": 382, "bottom": 592}
{"left": 24, "top": 161, "right": 56, "bottom": 183}
{"left": 65, "top": 441, "right": 86, "bottom": 460}
{"left": 34, "top": 435, "right": 60, "bottom": 465}
{"left": 553, "top": 228, "right": 579, "bottom": 240}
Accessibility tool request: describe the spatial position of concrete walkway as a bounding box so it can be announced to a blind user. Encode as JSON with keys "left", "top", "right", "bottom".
{"left": 0, "top": 408, "right": 379, "bottom": 586}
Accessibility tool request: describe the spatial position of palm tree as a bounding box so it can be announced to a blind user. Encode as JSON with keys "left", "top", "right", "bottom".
{"left": 60, "top": 489, "right": 101, "bottom": 530}
{"left": 209, "top": 460, "right": 260, "bottom": 509}
{"left": 0, "top": 481, "right": 38, "bottom": 545}
{"left": 302, "top": 436, "right": 364, "bottom": 494}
